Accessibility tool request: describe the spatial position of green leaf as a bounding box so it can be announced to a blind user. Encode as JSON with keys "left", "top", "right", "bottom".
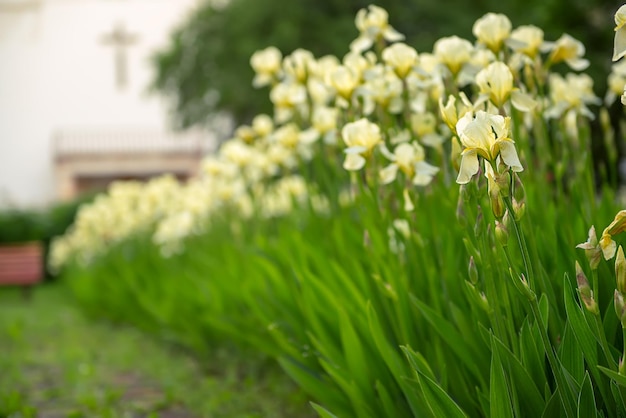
{"left": 375, "top": 380, "right": 405, "bottom": 417}
{"left": 539, "top": 294, "right": 550, "bottom": 332}
{"left": 519, "top": 319, "right": 548, "bottom": 391}
{"left": 338, "top": 307, "right": 371, "bottom": 397}
{"left": 416, "top": 371, "right": 468, "bottom": 418}
{"left": 306, "top": 331, "right": 345, "bottom": 376}
{"left": 610, "top": 380, "right": 626, "bottom": 415}
{"left": 577, "top": 372, "right": 597, "bottom": 418}
{"left": 311, "top": 402, "right": 340, "bottom": 418}
{"left": 411, "top": 296, "right": 488, "bottom": 386}
{"left": 318, "top": 357, "right": 378, "bottom": 418}
{"left": 329, "top": 260, "right": 367, "bottom": 309}
{"left": 558, "top": 324, "right": 585, "bottom": 387}
{"left": 297, "top": 273, "right": 344, "bottom": 361}
{"left": 366, "top": 303, "right": 423, "bottom": 416}
{"left": 450, "top": 301, "right": 486, "bottom": 349}
{"left": 490, "top": 339, "right": 514, "bottom": 418}
{"left": 598, "top": 366, "right": 626, "bottom": 387}
{"left": 491, "top": 335, "right": 545, "bottom": 417}
{"left": 563, "top": 276, "right": 598, "bottom": 369}
{"left": 603, "top": 298, "right": 620, "bottom": 348}
{"left": 477, "top": 323, "right": 492, "bottom": 353}
{"left": 475, "top": 387, "right": 490, "bottom": 415}
{"left": 542, "top": 389, "right": 565, "bottom": 418}
{"left": 366, "top": 303, "right": 404, "bottom": 379}
{"left": 401, "top": 345, "right": 436, "bottom": 381}
{"left": 278, "top": 357, "right": 350, "bottom": 415}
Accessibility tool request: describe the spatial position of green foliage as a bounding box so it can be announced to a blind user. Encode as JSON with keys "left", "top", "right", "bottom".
{"left": 0, "top": 209, "right": 47, "bottom": 244}
{"left": 44, "top": 195, "right": 93, "bottom": 240}
{"left": 60, "top": 158, "right": 626, "bottom": 416}
{"left": 152, "top": 0, "right": 622, "bottom": 128}
{"left": 57, "top": 3, "right": 626, "bottom": 417}
{"left": 0, "top": 194, "right": 93, "bottom": 281}
{"left": 0, "top": 196, "right": 90, "bottom": 245}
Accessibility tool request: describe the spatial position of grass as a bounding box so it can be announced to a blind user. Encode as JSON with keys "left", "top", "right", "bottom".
{"left": 0, "top": 283, "right": 315, "bottom": 418}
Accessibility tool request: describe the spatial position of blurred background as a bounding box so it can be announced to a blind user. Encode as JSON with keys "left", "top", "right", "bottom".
{"left": 0, "top": 0, "right": 216, "bottom": 209}
{"left": 0, "top": 0, "right": 623, "bottom": 209}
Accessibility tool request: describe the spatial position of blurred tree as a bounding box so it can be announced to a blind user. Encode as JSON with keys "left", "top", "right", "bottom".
{"left": 151, "top": 0, "right": 623, "bottom": 131}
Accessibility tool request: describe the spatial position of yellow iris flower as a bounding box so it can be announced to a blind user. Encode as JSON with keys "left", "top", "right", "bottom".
{"left": 250, "top": 46, "right": 283, "bottom": 88}
{"left": 472, "top": 13, "right": 512, "bottom": 53}
{"left": 341, "top": 118, "right": 382, "bottom": 171}
{"left": 576, "top": 226, "right": 602, "bottom": 269}
{"left": 455, "top": 111, "right": 523, "bottom": 184}
{"left": 379, "top": 141, "right": 439, "bottom": 186}
{"left": 350, "top": 5, "right": 404, "bottom": 53}
{"left": 475, "top": 62, "right": 536, "bottom": 111}
{"left": 509, "top": 25, "right": 545, "bottom": 59}
{"left": 433, "top": 36, "right": 474, "bottom": 76}
{"left": 599, "top": 210, "right": 626, "bottom": 260}
{"left": 546, "top": 34, "right": 589, "bottom": 70}
{"left": 382, "top": 42, "right": 418, "bottom": 79}
{"left": 614, "top": 5, "right": 626, "bottom": 61}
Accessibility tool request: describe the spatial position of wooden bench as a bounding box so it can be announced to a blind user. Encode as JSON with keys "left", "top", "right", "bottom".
{"left": 0, "top": 242, "right": 44, "bottom": 287}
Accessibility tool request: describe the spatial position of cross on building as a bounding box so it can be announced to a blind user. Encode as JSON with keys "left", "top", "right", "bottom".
{"left": 100, "top": 22, "right": 138, "bottom": 89}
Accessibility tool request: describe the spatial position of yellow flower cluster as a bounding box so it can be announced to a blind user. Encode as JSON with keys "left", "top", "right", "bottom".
{"left": 53, "top": 5, "right": 611, "bottom": 267}
{"left": 268, "top": 7, "right": 603, "bottom": 186}
{"left": 50, "top": 176, "right": 189, "bottom": 267}
{"left": 50, "top": 112, "right": 322, "bottom": 267}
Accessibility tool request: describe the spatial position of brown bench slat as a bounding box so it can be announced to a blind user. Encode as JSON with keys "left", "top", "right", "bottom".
{"left": 0, "top": 242, "right": 44, "bottom": 285}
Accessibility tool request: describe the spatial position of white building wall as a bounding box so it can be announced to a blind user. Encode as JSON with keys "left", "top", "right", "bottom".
{"left": 0, "top": 0, "right": 202, "bottom": 208}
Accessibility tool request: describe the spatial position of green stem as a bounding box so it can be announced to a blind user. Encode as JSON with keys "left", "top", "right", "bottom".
{"left": 503, "top": 196, "right": 534, "bottom": 288}
{"left": 484, "top": 249, "right": 511, "bottom": 348}
{"left": 591, "top": 269, "right": 600, "bottom": 308}
{"left": 499, "top": 245, "right": 523, "bottom": 351}
{"left": 596, "top": 313, "right": 618, "bottom": 370}
{"left": 529, "top": 298, "right": 577, "bottom": 418}
{"left": 500, "top": 183, "right": 575, "bottom": 416}
{"left": 590, "top": 269, "right": 617, "bottom": 370}
{"left": 622, "top": 328, "right": 626, "bottom": 375}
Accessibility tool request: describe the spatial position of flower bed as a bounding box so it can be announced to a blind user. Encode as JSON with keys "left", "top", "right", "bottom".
{"left": 50, "top": 4, "right": 626, "bottom": 418}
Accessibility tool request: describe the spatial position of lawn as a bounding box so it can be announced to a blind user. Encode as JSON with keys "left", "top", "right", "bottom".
{"left": 0, "top": 283, "right": 314, "bottom": 418}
